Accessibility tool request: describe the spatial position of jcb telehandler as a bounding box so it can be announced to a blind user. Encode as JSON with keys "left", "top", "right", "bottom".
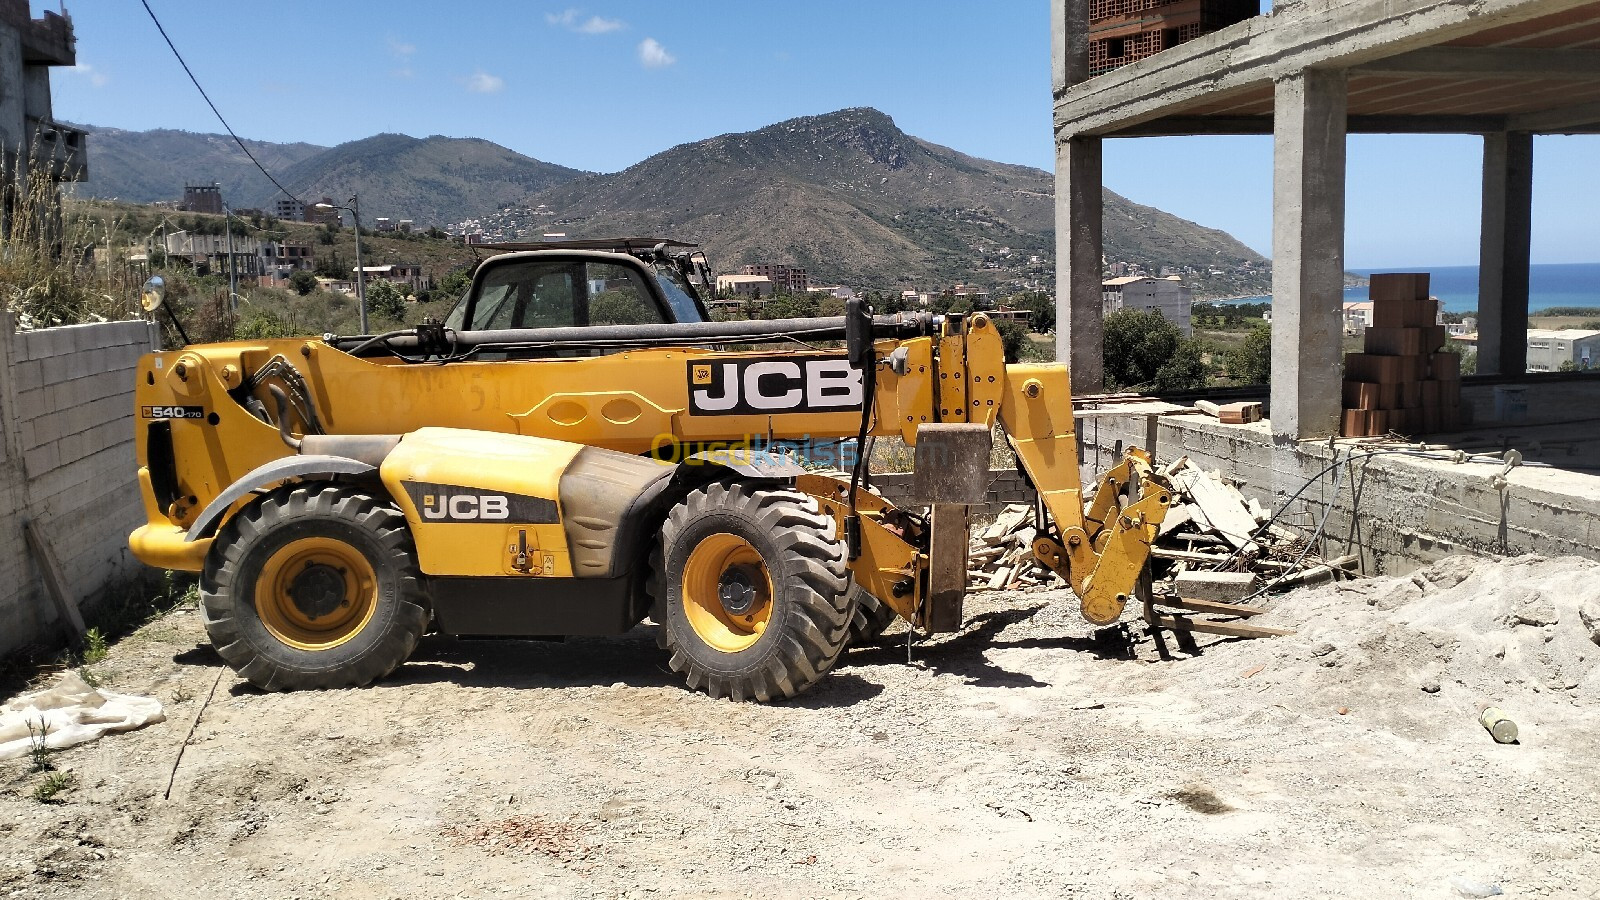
{"left": 129, "top": 239, "right": 1173, "bottom": 700}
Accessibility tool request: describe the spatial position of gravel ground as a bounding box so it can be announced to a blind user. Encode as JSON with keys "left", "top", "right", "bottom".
{"left": 3, "top": 554, "right": 1598, "bottom": 900}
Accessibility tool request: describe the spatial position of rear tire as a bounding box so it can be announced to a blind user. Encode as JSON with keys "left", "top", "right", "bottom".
{"left": 200, "top": 483, "right": 430, "bottom": 691}
{"left": 651, "top": 481, "right": 850, "bottom": 701}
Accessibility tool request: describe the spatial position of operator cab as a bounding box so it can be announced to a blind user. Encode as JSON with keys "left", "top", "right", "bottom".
{"left": 444, "top": 237, "right": 711, "bottom": 332}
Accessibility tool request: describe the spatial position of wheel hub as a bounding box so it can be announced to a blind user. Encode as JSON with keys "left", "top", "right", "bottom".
{"left": 718, "top": 564, "right": 766, "bottom": 616}
{"left": 288, "top": 563, "right": 347, "bottom": 620}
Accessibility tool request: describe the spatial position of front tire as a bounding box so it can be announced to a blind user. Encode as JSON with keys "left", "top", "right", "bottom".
{"left": 847, "top": 584, "right": 899, "bottom": 645}
{"left": 200, "top": 483, "right": 430, "bottom": 691}
{"left": 652, "top": 481, "right": 851, "bottom": 701}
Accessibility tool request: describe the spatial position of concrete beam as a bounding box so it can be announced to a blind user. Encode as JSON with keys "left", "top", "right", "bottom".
{"left": 1055, "top": 137, "right": 1105, "bottom": 393}
{"left": 1270, "top": 69, "right": 1349, "bottom": 442}
{"left": 1354, "top": 47, "right": 1600, "bottom": 79}
{"left": 1477, "top": 131, "right": 1533, "bottom": 376}
{"left": 1103, "top": 113, "right": 1512, "bottom": 136}
{"left": 1055, "top": 0, "right": 1600, "bottom": 139}
{"left": 1507, "top": 99, "right": 1600, "bottom": 132}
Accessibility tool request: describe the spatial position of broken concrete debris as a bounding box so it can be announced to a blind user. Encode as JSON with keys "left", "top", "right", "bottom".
{"left": 967, "top": 457, "right": 1354, "bottom": 609}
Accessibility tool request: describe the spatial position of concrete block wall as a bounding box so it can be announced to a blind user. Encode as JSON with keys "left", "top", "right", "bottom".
{"left": 1078, "top": 412, "right": 1600, "bottom": 575}
{"left": 869, "top": 468, "right": 1033, "bottom": 518}
{"left": 0, "top": 317, "right": 159, "bottom": 657}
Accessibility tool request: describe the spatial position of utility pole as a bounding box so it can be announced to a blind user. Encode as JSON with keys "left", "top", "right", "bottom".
{"left": 351, "top": 194, "right": 366, "bottom": 334}
{"left": 223, "top": 200, "right": 238, "bottom": 314}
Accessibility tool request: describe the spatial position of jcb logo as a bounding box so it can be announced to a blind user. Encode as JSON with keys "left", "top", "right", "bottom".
{"left": 688, "top": 354, "right": 863, "bottom": 417}
{"left": 422, "top": 494, "right": 510, "bottom": 521}
{"left": 403, "top": 482, "right": 560, "bottom": 525}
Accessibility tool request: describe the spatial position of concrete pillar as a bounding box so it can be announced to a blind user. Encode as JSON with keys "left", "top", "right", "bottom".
{"left": 1477, "top": 131, "right": 1532, "bottom": 376}
{"left": 1052, "top": 0, "right": 1105, "bottom": 393}
{"left": 1270, "top": 69, "right": 1347, "bottom": 441}
{"left": 1055, "top": 138, "right": 1105, "bottom": 393}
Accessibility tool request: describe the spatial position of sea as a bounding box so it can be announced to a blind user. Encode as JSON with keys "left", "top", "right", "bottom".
{"left": 1223, "top": 262, "right": 1600, "bottom": 314}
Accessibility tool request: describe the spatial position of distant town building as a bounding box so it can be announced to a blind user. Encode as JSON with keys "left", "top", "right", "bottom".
{"left": 741, "top": 263, "right": 808, "bottom": 294}
{"left": 0, "top": 0, "right": 86, "bottom": 219}
{"left": 807, "top": 285, "right": 858, "bottom": 301}
{"left": 1342, "top": 301, "right": 1374, "bottom": 332}
{"left": 354, "top": 264, "right": 429, "bottom": 293}
{"left": 261, "top": 242, "right": 314, "bottom": 277}
{"left": 1446, "top": 316, "right": 1477, "bottom": 337}
{"left": 374, "top": 217, "right": 395, "bottom": 232}
{"left": 1102, "top": 275, "right": 1192, "bottom": 335}
{"left": 1525, "top": 329, "right": 1600, "bottom": 372}
{"left": 164, "top": 230, "right": 261, "bottom": 277}
{"left": 274, "top": 198, "right": 306, "bottom": 221}
{"left": 181, "top": 183, "right": 225, "bottom": 215}
{"left": 307, "top": 197, "right": 341, "bottom": 226}
{"left": 717, "top": 274, "right": 774, "bottom": 298}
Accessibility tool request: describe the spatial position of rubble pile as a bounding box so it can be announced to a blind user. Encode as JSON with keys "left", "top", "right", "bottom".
{"left": 967, "top": 457, "right": 1356, "bottom": 597}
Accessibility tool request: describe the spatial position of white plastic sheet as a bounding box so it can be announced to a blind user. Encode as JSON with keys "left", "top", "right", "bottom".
{"left": 0, "top": 671, "right": 166, "bottom": 760}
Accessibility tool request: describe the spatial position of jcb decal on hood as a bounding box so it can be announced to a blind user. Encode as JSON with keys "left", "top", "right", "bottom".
{"left": 401, "top": 482, "right": 559, "bottom": 523}
{"left": 687, "top": 354, "right": 863, "bottom": 417}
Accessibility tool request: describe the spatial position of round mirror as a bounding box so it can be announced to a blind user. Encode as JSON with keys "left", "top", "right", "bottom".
{"left": 140, "top": 275, "right": 165, "bottom": 313}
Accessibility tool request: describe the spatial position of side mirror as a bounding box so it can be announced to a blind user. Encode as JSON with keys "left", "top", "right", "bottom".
{"left": 140, "top": 275, "right": 165, "bottom": 312}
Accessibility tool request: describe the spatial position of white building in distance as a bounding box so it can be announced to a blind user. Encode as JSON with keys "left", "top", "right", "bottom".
{"left": 1102, "top": 276, "right": 1192, "bottom": 336}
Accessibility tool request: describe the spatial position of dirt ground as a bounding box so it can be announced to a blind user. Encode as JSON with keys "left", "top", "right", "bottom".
{"left": 4, "top": 554, "right": 1599, "bottom": 900}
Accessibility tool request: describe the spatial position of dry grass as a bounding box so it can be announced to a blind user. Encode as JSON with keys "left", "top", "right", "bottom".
{"left": 1, "top": 158, "right": 143, "bottom": 327}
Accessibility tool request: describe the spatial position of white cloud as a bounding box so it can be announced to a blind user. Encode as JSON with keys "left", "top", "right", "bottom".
{"left": 387, "top": 36, "right": 416, "bottom": 58}
{"left": 69, "top": 63, "right": 108, "bottom": 87}
{"left": 577, "top": 15, "right": 624, "bottom": 34}
{"left": 548, "top": 9, "right": 625, "bottom": 33}
{"left": 638, "top": 37, "right": 676, "bottom": 68}
{"left": 465, "top": 70, "right": 505, "bottom": 93}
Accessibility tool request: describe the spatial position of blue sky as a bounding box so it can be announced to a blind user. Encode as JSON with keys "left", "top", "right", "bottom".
{"left": 47, "top": 1, "right": 1598, "bottom": 267}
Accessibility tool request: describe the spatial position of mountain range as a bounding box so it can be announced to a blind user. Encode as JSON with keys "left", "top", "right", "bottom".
{"left": 75, "top": 109, "right": 1267, "bottom": 292}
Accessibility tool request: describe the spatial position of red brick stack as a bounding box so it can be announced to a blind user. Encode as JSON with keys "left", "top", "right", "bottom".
{"left": 1340, "top": 273, "right": 1462, "bottom": 437}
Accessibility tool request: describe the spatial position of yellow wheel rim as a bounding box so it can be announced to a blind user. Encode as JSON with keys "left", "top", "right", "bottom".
{"left": 680, "top": 533, "right": 774, "bottom": 653}
{"left": 254, "top": 536, "right": 379, "bottom": 651}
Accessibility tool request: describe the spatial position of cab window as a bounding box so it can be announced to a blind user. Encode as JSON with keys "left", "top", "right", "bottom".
{"left": 586, "top": 262, "right": 665, "bottom": 325}
{"left": 469, "top": 261, "right": 581, "bottom": 330}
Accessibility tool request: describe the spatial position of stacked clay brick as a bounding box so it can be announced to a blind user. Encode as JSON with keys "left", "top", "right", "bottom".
{"left": 1341, "top": 273, "right": 1462, "bottom": 438}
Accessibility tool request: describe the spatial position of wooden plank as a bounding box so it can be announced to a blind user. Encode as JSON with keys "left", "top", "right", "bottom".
{"left": 1160, "top": 597, "right": 1269, "bottom": 617}
{"left": 24, "top": 519, "right": 85, "bottom": 648}
{"left": 1146, "top": 612, "right": 1296, "bottom": 639}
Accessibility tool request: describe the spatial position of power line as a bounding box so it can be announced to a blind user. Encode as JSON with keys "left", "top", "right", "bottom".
{"left": 139, "top": 0, "right": 300, "bottom": 205}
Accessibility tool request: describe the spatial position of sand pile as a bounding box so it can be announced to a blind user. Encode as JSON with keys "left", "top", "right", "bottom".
{"left": 1179, "top": 554, "right": 1600, "bottom": 739}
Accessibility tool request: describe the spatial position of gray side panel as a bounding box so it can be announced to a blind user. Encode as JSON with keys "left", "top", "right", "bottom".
{"left": 185, "top": 455, "right": 377, "bottom": 542}
{"left": 558, "top": 448, "right": 676, "bottom": 578}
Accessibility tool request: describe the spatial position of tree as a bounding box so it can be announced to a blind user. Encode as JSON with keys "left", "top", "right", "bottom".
{"left": 365, "top": 279, "right": 407, "bottom": 322}
{"left": 1223, "top": 325, "right": 1272, "bottom": 385}
{"left": 996, "top": 320, "right": 1032, "bottom": 363}
{"left": 1016, "top": 291, "right": 1055, "bottom": 333}
{"left": 589, "top": 290, "right": 650, "bottom": 326}
{"left": 288, "top": 270, "right": 318, "bottom": 296}
{"left": 1102, "top": 309, "right": 1211, "bottom": 392}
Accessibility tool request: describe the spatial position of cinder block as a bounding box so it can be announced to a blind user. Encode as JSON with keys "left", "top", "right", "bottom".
{"left": 12, "top": 359, "right": 42, "bottom": 393}
{"left": 1430, "top": 351, "right": 1460, "bottom": 381}
{"left": 38, "top": 353, "right": 72, "bottom": 386}
{"left": 1174, "top": 571, "right": 1257, "bottom": 602}
{"left": 24, "top": 442, "right": 60, "bottom": 475}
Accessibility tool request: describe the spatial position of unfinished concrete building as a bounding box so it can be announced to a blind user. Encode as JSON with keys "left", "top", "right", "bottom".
{"left": 1053, "top": 0, "right": 1600, "bottom": 569}
{"left": 0, "top": 0, "right": 85, "bottom": 224}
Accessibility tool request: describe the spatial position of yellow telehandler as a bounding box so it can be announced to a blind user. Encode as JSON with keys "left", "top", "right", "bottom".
{"left": 129, "top": 239, "right": 1172, "bottom": 700}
